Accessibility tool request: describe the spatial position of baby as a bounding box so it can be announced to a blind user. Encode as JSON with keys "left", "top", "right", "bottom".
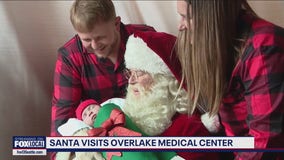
{"left": 57, "top": 99, "right": 100, "bottom": 136}
{"left": 58, "top": 98, "right": 125, "bottom": 136}
{"left": 76, "top": 99, "right": 101, "bottom": 126}
{"left": 57, "top": 99, "right": 181, "bottom": 160}
{"left": 56, "top": 99, "right": 105, "bottom": 160}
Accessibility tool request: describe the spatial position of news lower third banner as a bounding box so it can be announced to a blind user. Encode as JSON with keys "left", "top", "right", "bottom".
{"left": 13, "top": 136, "right": 254, "bottom": 156}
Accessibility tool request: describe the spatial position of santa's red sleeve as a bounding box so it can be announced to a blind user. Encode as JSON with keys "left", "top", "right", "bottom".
{"left": 161, "top": 113, "right": 221, "bottom": 160}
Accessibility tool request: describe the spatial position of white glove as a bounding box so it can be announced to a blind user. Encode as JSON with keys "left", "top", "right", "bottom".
{"left": 57, "top": 118, "right": 91, "bottom": 136}
{"left": 101, "top": 97, "right": 125, "bottom": 109}
{"left": 171, "top": 155, "right": 185, "bottom": 160}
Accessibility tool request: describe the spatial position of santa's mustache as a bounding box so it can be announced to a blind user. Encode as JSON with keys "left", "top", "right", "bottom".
{"left": 124, "top": 83, "right": 176, "bottom": 136}
{"left": 127, "top": 84, "right": 151, "bottom": 97}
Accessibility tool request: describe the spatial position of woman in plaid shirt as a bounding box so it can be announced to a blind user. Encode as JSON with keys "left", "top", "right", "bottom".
{"left": 176, "top": 0, "right": 284, "bottom": 159}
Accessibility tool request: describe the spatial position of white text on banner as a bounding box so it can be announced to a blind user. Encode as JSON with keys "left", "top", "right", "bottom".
{"left": 46, "top": 137, "right": 254, "bottom": 150}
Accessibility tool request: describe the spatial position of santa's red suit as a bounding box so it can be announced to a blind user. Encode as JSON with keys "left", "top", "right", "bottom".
{"left": 161, "top": 112, "right": 219, "bottom": 160}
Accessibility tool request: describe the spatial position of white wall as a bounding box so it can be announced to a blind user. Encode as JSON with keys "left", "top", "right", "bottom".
{"left": 0, "top": 1, "right": 283, "bottom": 160}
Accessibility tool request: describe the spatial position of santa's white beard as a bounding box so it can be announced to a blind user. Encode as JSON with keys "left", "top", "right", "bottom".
{"left": 123, "top": 83, "right": 176, "bottom": 136}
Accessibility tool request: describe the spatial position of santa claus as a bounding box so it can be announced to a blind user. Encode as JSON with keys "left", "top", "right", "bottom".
{"left": 122, "top": 31, "right": 223, "bottom": 160}
{"left": 56, "top": 31, "right": 228, "bottom": 160}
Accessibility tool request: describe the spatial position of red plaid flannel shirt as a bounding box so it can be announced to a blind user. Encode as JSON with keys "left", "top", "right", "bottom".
{"left": 51, "top": 23, "right": 155, "bottom": 137}
{"left": 219, "top": 12, "right": 284, "bottom": 160}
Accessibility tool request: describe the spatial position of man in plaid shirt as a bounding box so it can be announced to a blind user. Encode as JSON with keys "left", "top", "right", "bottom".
{"left": 51, "top": 0, "right": 155, "bottom": 141}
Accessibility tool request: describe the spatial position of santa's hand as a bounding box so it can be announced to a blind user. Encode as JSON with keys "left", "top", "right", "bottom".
{"left": 171, "top": 155, "right": 185, "bottom": 160}
{"left": 201, "top": 113, "right": 221, "bottom": 134}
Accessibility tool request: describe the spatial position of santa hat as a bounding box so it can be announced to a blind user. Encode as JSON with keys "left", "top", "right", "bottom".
{"left": 125, "top": 31, "right": 220, "bottom": 134}
{"left": 124, "top": 31, "right": 182, "bottom": 82}
{"left": 76, "top": 99, "right": 98, "bottom": 120}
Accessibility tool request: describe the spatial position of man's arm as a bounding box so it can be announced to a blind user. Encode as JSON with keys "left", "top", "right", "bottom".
{"left": 51, "top": 47, "right": 83, "bottom": 137}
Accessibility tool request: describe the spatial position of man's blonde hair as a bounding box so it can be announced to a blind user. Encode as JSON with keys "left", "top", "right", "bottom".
{"left": 70, "top": 0, "right": 116, "bottom": 33}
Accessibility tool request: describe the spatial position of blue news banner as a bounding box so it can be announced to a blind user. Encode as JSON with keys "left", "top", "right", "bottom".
{"left": 13, "top": 136, "right": 255, "bottom": 156}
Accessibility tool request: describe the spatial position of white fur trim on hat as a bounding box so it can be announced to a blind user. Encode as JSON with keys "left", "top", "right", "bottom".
{"left": 125, "top": 35, "right": 172, "bottom": 75}
{"left": 57, "top": 118, "right": 91, "bottom": 136}
{"left": 201, "top": 113, "right": 221, "bottom": 133}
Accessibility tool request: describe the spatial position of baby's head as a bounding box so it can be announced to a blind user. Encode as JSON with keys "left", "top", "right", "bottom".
{"left": 76, "top": 99, "right": 101, "bottom": 126}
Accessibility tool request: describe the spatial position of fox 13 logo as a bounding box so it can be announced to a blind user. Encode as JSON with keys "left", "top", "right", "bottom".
{"left": 13, "top": 136, "right": 46, "bottom": 156}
